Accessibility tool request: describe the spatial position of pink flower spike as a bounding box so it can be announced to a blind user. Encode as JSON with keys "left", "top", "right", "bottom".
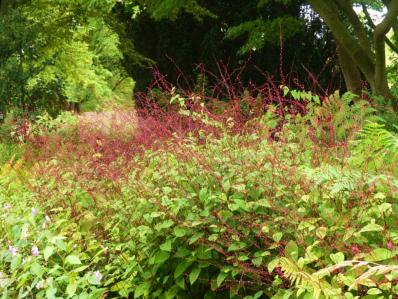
{"left": 387, "top": 241, "right": 394, "bottom": 250}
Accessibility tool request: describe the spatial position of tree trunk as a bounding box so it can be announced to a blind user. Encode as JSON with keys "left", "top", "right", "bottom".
{"left": 306, "top": 0, "right": 376, "bottom": 90}
{"left": 307, "top": 0, "right": 398, "bottom": 103}
{"left": 336, "top": 41, "right": 362, "bottom": 94}
{"left": 373, "top": 0, "right": 398, "bottom": 101}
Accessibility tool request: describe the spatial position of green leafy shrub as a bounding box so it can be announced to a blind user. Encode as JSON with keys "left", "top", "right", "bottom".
{"left": 1, "top": 91, "right": 398, "bottom": 298}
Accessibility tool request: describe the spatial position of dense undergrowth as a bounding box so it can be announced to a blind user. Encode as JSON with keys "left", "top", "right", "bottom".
{"left": 1, "top": 86, "right": 398, "bottom": 298}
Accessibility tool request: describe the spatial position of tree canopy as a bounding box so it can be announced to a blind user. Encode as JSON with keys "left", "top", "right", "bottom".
{"left": 0, "top": 0, "right": 397, "bottom": 114}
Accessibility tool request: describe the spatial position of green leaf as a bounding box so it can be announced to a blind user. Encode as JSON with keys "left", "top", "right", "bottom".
{"left": 88, "top": 273, "right": 102, "bottom": 285}
{"left": 273, "top": 232, "right": 283, "bottom": 242}
{"left": 43, "top": 246, "right": 54, "bottom": 261}
{"left": 189, "top": 233, "right": 204, "bottom": 245}
{"left": 175, "top": 247, "right": 191, "bottom": 258}
{"left": 46, "top": 287, "right": 57, "bottom": 299}
{"left": 160, "top": 240, "right": 172, "bottom": 252}
{"left": 365, "top": 248, "right": 397, "bottom": 262}
{"left": 360, "top": 223, "right": 383, "bottom": 233}
{"left": 268, "top": 258, "right": 279, "bottom": 273}
{"left": 285, "top": 241, "right": 298, "bottom": 261}
{"left": 330, "top": 252, "right": 345, "bottom": 264}
{"left": 134, "top": 282, "right": 150, "bottom": 298}
{"left": 55, "top": 239, "right": 67, "bottom": 251}
{"left": 176, "top": 277, "right": 185, "bottom": 289}
{"left": 65, "top": 255, "right": 82, "bottom": 265}
{"left": 199, "top": 188, "right": 207, "bottom": 201}
{"left": 216, "top": 271, "right": 228, "bottom": 287}
{"left": 316, "top": 227, "right": 327, "bottom": 239}
{"left": 66, "top": 282, "right": 77, "bottom": 298}
{"left": 164, "top": 285, "right": 179, "bottom": 299}
{"left": 153, "top": 250, "right": 170, "bottom": 265}
{"left": 189, "top": 265, "right": 201, "bottom": 285}
{"left": 253, "top": 291, "right": 263, "bottom": 299}
{"left": 227, "top": 242, "right": 247, "bottom": 252}
{"left": 367, "top": 288, "right": 382, "bottom": 295}
{"left": 174, "top": 260, "right": 193, "bottom": 278}
{"left": 71, "top": 265, "right": 89, "bottom": 273}
{"left": 252, "top": 257, "right": 262, "bottom": 267}
{"left": 174, "top": 227, "right": 187, "bottom": 237}
{"left": 30, "top": 262, "right": 44, "bottom": 277}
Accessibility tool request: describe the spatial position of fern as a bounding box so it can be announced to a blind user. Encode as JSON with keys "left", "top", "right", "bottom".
{"left": 304, "top": 164, "right": 361, "bottom": 195}
{"left": 355, "top": 121, "right": 398, "bottom": 160}
{"left": 279, "top": 258, "right": 343, "bottom": 298}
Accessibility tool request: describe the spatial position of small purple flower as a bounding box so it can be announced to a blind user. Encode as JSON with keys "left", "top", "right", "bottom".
{"left": 93, "top": 270, "right": 103, "bottom": 281}
{"left": 31, "top": 245, "right": 39, "bottom": 257}
{"left": 8, "top": 246, "right": 17, "bottom": 257}
{"left": 42, "top": 215, "right": 51, "bottom": 229}
{"left": 3, "top": 204, "right": 11, "bottom": 210}
{"left": 31, "top": 208, "right": 37, "bottom": 216}
{"left": 36, "top": 279, "right": 45, "bottom": 289}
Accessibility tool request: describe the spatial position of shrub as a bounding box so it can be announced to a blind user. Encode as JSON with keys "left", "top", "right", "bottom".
{"left": 1, "top": 89, "right": 398, "bottom": 298}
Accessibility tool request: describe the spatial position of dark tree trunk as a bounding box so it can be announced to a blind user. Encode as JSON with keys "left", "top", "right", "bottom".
{"left": 336, "top": 41, "right": 362, "bottom": 94}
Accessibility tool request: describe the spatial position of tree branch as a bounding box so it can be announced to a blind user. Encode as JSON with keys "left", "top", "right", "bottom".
{"left": 362, "top": 4, "right": 398, "bottom": 54}
{"left": 375, "top": 0, "right": 398, "bottom": 38}
{"left": 334, "top": 0, "right": 373, "bottom": 56}
{"left": 373, "top": 0, "right": 398, "bottom": 97}
{"left": 307, "top": 0, "right": 376, "bottom": 88}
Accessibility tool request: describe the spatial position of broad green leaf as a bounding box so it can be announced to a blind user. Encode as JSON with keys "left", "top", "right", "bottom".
{"left": 46, "top": 287, "right": 57, "bottom": 299}
{"left": 367, "top": 288, "right": 382, "bottom": 295}
{"left": 253, "top": 291, "right": 263, "bottom": 299}
{"left": 199, "top": 188, "right": 207, "bottom": 201}
{"left": 65, "top": 255, "right": 82, "bottom": 265}
{"left": 285, "top": 241, "right": 298, "bottom": 261}
{"left": 273, "top": 232, "right": 283, "bottom": 242}
{"left": 216, "top": 271, "right": 228, "bottom": 287}
{"left": 164, "top": 285, "right": 179, "bottom": 299}
{"left": 43, "top": 246, "right": 54, "bottom": 261}
{"left": 153, "top": 250, "right": 170, "bottom": 265}
{"left": 174, "top": 227, "right": 187, "bottom": 237}
{"left": 176, "top": 277, "right": 185, "bottom": 289}
{"left": 268, "top": 258, "right": 279, "bottom": 273}
{"left": 360, "top": 223, "right": 383, "bottom": 233}
{"left": 252, "top": 257, "right": 262, "bottom": 267}
{"left": 330, "top": 252, "right": 345, "bottom": 264}
{"left": 174, "top": 260, "right": 193, "bottom": 278}
{"left": 160, "top": 240, "right": 172, "bottom": 252}
{"left": 228, "top": 242, "right": 247, "bottom": 252}
{"left": 365, "top": 248, "right": 397, "bottom": 262}
{"left": 189, "top": 266, "right": 201, "bottom": 285}
{"left": 66, "top": 282, "right": 77, "bottom": 298}
{"left": 30, "top": 262, "right": 44, "bottom": 277}
{"left": 134, "top": 282, "right": 150, "bottom": 298}
{"left": 72, "top": 265, "right": 89, "bottom": 273}
{"left": 316, "top": 227, "right": 327, "bottom": 239}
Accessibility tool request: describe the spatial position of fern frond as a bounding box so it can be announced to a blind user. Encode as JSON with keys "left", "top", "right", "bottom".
{"left": 279, "top": 258, "right": 343, "bottom": 298}
{"left": 355, "top": 121, "right": 398, "bottom": 161}
{"left": 313, "top": 259, "right": 398, "bottom": 292}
